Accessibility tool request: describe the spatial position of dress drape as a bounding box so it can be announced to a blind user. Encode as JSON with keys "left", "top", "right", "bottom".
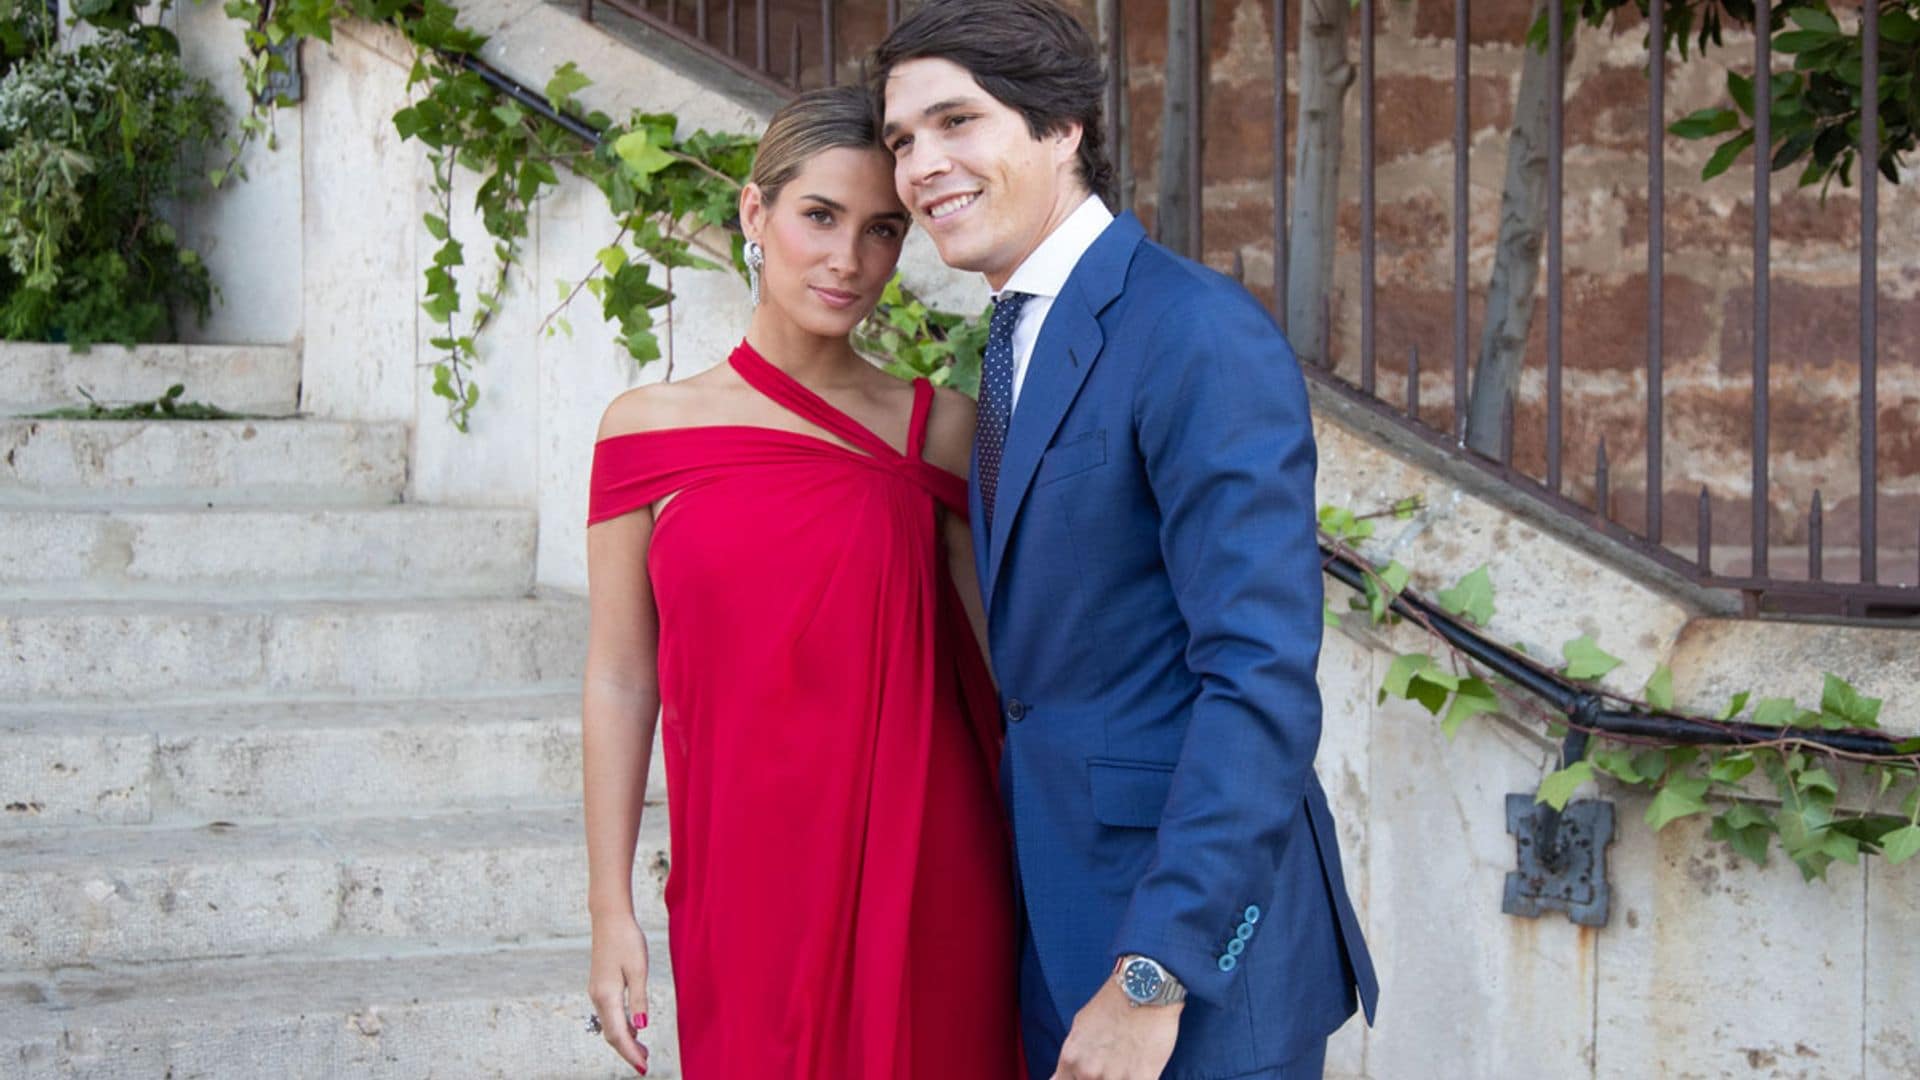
{"left": 588, "top": 341, "right": 1022, "bottom": 1079}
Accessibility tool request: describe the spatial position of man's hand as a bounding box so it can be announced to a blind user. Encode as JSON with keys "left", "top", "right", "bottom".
{"left": 1050, "top": 974, "right": 1182, "bottom": 1080}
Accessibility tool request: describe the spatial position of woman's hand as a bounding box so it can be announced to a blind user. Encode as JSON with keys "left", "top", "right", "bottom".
{"left": 588, "top": 916, "right": 653, "bottom": 1075}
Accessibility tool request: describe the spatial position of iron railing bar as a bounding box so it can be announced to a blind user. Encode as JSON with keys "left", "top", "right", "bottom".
{"left": 821, "top": 0, "right": 835, "bottom": 85}
{"left": 755, "top": 0, "right": 768, "bottom": 71}
{"left": 1810, "top": 490, "right": 1824, "bottom": 582}
{"left": 695, "top": 0, "right": 707, "bottom": 42}
{"left": 788, "top": 20, "right": 802, "bottom": 88}
{"left": 1185, "top": 0, "right": 1205, "bottom": 254}
{"left": 1860, "top": 0, "right": 1880, "bottom": 583}
{"left": 1408, "top": 344, "right": 1420, "bottom": 420}
{"left": 1751, "top": 12, "right": 1772, "bottom": 577}
{"left": 1646, "top": 0, "right": 1665, "bottom": 543}
{"left": 1303, "top": 366, "right": 1920, "bottom": 609}
{"left": 886, "top": 0, "right": 898, "bottom": 30}
{"left": 1360, "top": 0, "right": 1376, "bottom": 395}
{"left": 1453, "top": 0, "right": 1469, "bottom": 443}
{"left": 1546, "top": 0, "right": 1565, "bottom": 492}
{"left": 1274, "top": 0, "right": 1288, "bottom": 331}
{"left": 728, "top": 0, "right": 738, "bottom": 58}
{"left": 595, "top": 0, "right": 793, "bottom": 93}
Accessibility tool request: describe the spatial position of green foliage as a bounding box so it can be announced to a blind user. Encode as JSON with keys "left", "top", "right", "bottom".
{"left": 1547, "top": 0, "right": 1918, "bottom": 190}
{"left": 225, "top": 0, "right": 982, "bottom": 431}
{"left": 0, "top": 13, "right": 225, "bottom": 347}
{"left": 1321, "top": 501, "right": 1920, "bottom": 880}
{"left": 28, "top": 382, "right": 254, "bottom": 419}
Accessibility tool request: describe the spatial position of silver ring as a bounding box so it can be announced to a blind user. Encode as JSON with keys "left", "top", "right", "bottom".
{"left": 584, "top": 1013, "right": 603, "bottom": 1036}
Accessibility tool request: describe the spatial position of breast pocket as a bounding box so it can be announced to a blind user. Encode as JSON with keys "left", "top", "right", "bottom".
{"left": 1037, "top": 429, "right": 1107, "bottom": 486}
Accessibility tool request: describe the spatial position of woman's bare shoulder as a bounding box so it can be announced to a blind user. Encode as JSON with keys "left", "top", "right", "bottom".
{"left": 595, "top": 369, "right": 733, "bottom": 441}
{"left": 921, "top": 384, "right": 977, "bottom": 476}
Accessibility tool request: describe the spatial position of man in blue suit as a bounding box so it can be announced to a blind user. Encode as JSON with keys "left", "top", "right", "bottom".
{"left": 879, "top": 2, "right": 1377, "bottom": 1077}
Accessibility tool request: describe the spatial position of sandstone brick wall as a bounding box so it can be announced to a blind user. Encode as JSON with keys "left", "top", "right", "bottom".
{"left": 1106, "top": 0, "right": 1920, "bottom": 582}
{"left": 731, "top": 0, "right": 1919, "bottom": 581}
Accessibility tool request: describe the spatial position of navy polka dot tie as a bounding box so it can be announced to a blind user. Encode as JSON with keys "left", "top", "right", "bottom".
{"left": 978, "top": 291, "right": 1031, "bottom": 532}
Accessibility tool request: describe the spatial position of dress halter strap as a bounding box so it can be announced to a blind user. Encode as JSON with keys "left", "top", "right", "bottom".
{"left": 729, "top": 341, "right": 929, "bottom": 462}
{"left": 906, "top": 378, "right": 935, "bottom": 462}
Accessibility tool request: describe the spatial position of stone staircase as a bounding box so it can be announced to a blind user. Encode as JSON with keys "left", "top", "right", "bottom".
{"left": 0, "top": 346, "right": 672, "bottom": 1078}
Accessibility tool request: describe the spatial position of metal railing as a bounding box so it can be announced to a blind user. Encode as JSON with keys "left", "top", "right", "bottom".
{"left": 578, "top": 0, "right": 1918, "bottom": 621}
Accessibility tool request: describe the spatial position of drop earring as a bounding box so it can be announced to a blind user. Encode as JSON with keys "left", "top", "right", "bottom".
{"left": 746, "top": 240, "right": 764, "bottom": 305}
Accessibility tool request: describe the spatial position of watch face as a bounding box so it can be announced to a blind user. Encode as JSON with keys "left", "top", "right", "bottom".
{"left": 1122, "top": 959, "right": 1164, "bottom": 1002}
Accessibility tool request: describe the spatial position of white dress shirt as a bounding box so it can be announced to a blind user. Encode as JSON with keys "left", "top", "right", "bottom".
{"left": 995, "top": 195, "right": 1115, "bottom": 411}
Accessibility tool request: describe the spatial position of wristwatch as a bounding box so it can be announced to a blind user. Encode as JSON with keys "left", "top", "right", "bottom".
{"left": 1114, "top": 954, "right": 1187, "bottom": 1007}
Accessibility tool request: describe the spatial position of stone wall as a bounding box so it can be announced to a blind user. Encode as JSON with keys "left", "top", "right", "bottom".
{"left": 1105, "top": 0, "right": 1920, "bottom": 581}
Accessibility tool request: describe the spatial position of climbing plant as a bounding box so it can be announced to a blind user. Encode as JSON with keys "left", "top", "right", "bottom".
{"left": 218, "top": 0, "right": 980, "bottom": 430}
{"left": 1321, "top": 501, "right": 1920, "bottom": 881}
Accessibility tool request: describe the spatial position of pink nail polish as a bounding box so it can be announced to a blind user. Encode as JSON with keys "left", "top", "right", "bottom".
{"left": 633, "top": 1011, "right": 648, "bottom": 1030}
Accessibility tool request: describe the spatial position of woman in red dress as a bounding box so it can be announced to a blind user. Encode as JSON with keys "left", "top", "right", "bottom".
{"left": 581, "top": 87, "right": 1022, "bottom": 1079}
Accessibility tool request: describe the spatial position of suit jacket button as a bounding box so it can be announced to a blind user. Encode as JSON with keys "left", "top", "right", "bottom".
{"left": 1217, "top": 954, "right": 1238, "bottom": 973}
{"left": 1007, "top": 699, "right": 1028, "bottom": 722}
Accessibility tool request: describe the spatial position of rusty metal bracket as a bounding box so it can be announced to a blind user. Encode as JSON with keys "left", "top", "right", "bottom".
{"left": 1503, "top": 792, "right": 1614, "bottom": 927}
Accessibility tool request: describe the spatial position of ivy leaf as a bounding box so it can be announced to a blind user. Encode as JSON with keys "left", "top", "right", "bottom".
{"left": 1323, "top": 600, "right": 1340, "bottom": 629}
{"left": 1883, "top": 825, "right": 1920, "bottom": 865}
{"left": 1643, "top": 665, "right": 1674, "bottom": 711}
{"left": 1796, "top": 768, "right": 1839, "bottom": 798}
{"left": 1710, "top": 804, "right": 1776, "bottom": 865}
{"left": 1633, "top": 749, "right": 1671, "bottom": 784}
{"left": 1561, "top": 635, "right": 1622, "bottom": 681}
{"left": 1441, "top": 677, "right": 1500, "bottom": 739}
{"left": 1717, "top": 691, "right": 1752, "bottom": 721}
{"left": 613, "top": 129, "right": 676, "bottom": 185}
{"left": 1366, "top": 561, "right": 1410, "bottom": 623}
{"left": 1437, "top": 565, "right": 1496, "bottom": 627}
{"left": 545, "top": 61, "right": 592, "bottom": 110}
{"left": 1646, "top": 777, "right": 1711, "bottom": 831}
{"left": 1750, "top": 697, "right": 1801, "bottom": 727}
{"left": 1380, "top": 653, "right": 1434, "bottom": 702}
{"left": 1709, "top": 753, "right": 1757, "bottom": 785}
{"left": 1819, "top": 674, "right": 1881, "bottom": 729}
{"left": 1592, "top": 748, "right": 1642, "bottom": 783}
{"left": 423, "top": 213, "right": 449, "bottom": 242}
{"left": 1391, "top": 497, "right": 1422, "bottom": 520}
{"left": 1537, "top": 760, "right": 1594, "bottom": 811}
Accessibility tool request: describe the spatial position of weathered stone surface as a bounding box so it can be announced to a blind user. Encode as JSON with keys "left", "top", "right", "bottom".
{"left": 1595, "top": 792, "right": 1866, "bottom": 1079}
{"left": 1374, "top": 74, "right": 1516, "bottom": 164}
{"left": 0, "top": 937, "right": 679, "bottom": 1078}
{"left": 1669, "top": 618, "right": 1920, "bottom": 724}
{"left": 0, "top": 808, "right": 667, "bottom": 968}
{"left": 0, "top": 419, "right": 408, "bottom": 507}
{"left": 1316, "top": 631, "right": 1374, "bottom": 1078}
{"left": 1413, "top": 0, "right": 1539, "bottom": 44}
{"left": 0, "top": 344, "right": 300, "bottom": 415}
{"left": 0, "top": 594, "right": 587, "bottom": 702}
{"left": 1866, "top": 855, "right": 1920, "bottom": 1079}
{"left": 0, "top": 506, "right": 534, "bottom": 601}
{"left": 0, "top": 693, "right": 595, "bottom": 828}
{"left": 1361, "top": 692, "right": 1595, "bottom": 1079}
{"left": 1722, "top": 279, "right": 1920, "bottom": 374}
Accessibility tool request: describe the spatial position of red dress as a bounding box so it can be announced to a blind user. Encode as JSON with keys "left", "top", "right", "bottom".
{"left": 588, "top": 342, "right": 1023, "bottom": 1079}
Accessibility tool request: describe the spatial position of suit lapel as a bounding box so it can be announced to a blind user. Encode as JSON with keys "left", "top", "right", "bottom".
{"left": 982, "top": 213, "right": 1145, "bottom": 606}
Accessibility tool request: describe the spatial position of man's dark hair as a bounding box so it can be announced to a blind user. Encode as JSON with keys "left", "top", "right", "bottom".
{"left": 874, "top": 0, "right": 1116, "bottom": 206}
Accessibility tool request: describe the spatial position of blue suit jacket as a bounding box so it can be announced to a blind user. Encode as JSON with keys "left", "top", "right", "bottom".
{"left": 974, "top": 213, "right": 1378, "bottom": 1076}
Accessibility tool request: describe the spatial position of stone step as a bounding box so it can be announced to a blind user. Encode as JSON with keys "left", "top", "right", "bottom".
{"left": 0, "top": 691, "right": 674, "bottom": 830}
{"left": 0, "top": 343, "right": 302, "bottom": 416}
{"left": 1, "top": 936, "right": 680, "bottom": 1078}
{"left": 0, "top": 505, "right": 536, "bottom": 601}
{"left": 0, "top": 419, "right": 407, "bottom": 508}
{"left": 0, "top": 593, "right": 588, "bottom": 704}
{"left": 0, "top": 806, "right": 670, "bottom": 969}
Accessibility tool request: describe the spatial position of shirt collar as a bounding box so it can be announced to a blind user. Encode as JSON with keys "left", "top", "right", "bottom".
{"left": 994, "top": 195, "right": 1114, "bottom": 302}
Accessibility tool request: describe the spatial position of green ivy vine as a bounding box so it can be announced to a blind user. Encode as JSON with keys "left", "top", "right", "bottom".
{"left": 220, "top": 0, "right": 978, "bottom": 430}
{"left": 1321, "top": 502, "right": 1920, "bottom": 882}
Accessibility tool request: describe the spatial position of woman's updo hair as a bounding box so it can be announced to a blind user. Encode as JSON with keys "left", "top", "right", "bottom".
{"left": 748, "top": 85, "right": 885, "bottom": 206}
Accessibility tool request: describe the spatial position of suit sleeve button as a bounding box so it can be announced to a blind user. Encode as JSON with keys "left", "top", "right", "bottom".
{"left": 1244, "top": 904, "right": 1262, "bottom": 924}
{"left": 1236, "top": 923, "right": 1254, "bottom": 941}
{"left": 1227, "top": 938, "right": 1246, "bottom": 957}
{"left": 1217, "top": 954, "right": 1238, "bottom": 973}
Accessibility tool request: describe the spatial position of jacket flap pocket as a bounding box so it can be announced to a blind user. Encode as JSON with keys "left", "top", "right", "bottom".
{"left": 1037, "top": 429, "right": 1107, "bottom": 485}
{"left": 1087, "top": 758, "right": 1175, "bottom": 828}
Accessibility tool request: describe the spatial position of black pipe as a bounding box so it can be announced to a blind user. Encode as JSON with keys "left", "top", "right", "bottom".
{"left": 1320, "top": 545, "right": 1912, "bottom": 759}
{"left": 455, "top": 53, "right": 606, "bottom": 146}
